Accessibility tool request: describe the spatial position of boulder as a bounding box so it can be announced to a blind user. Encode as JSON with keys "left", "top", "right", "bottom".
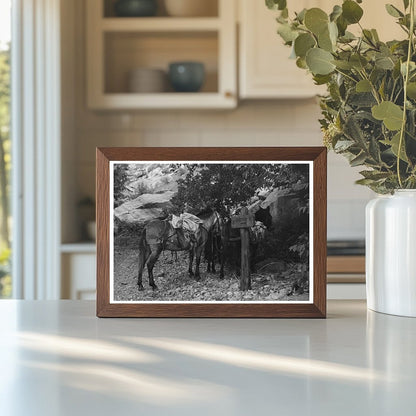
{"left": 114, "top": 191, "right": 174, "bottom": 226}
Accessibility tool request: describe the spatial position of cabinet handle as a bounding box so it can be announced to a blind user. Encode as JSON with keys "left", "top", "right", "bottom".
{"left": 225, "top": 91, "right": 234, "bottom": 99}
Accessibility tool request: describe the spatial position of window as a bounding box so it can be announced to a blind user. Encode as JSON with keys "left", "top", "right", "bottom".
{"left": 0, "top": 0, "right": 11, "bottom": 298}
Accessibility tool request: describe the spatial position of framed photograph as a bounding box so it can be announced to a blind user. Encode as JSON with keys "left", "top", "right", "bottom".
{"left": 96, "top": 147, "right": 327, "bottom": 318}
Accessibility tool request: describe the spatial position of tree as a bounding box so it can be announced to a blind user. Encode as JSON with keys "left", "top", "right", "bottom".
{"left": 172, "top": 163, "right": 293, "bottom": 214}
{"left": 0, "top": 42, "right": 11, "bottom": 298}
{"left": 113, "top": 164, "right": 128, "bottom": 207}
{"left": 0, "top": 45, "right": 10, "bottom": 248}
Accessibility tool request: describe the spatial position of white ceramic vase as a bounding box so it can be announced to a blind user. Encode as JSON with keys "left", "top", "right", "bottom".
{"left": 366, "top": 190, "right": 416, "bottom": 317}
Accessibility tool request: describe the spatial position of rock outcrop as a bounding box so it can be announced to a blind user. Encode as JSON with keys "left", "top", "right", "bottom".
{"left": 114, "top": 191, "right": 175, "bottom": 227}
{"left": 114, "top": 164, "right": 187, "bottom": 227}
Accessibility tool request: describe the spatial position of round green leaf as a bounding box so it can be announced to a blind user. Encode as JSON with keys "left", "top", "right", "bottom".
{"left": 356, "top": 79, "right": 372, "bottom": 92}
{"left": 342, "top": 0, "right": 364, "bottom": 24}
{"left": 336, "top": 15, "right": 348, "bottom": 36}
{"left": 330, "top": 5, "right": 342, "bottom": 22}
{"left": 304, "top": 8, "right": 329, "bottom": 35}
{"left": 313, "top": 74, "right": 332, "bottom": 85}
{"left": 350, "top": 54, "right": 368, "bottom": 70}
{"left": 294, "top": 33, "right": 316, "bottom": 58}
{"left": 339, "top": 31, "right": 356, "bottom": 42}
{"left": 266, "top": 0, "right": 287, "bottom": 11}
{"left": 371, "top": 101, "right": 404, "bottom": 131}
{"left": 401, "top": 61, "right": 416, "bottom": 76}
{"left": 385, "top": 4, "right": 403, "bottom": 18}
{"left": 375, "top": 55, "right": 395, "bottom": 70}
{"left": 371, "top": 29, "right": 380, "bottom": 42}
{"left": 277, "top": 23, "right": 298, "bottom": 43}
{"left": 407, "top": 82, "right": 416, "bottom": 99}
{"left": 318, "top": 22, "right": 338, "bottom": 52}
{"left": 333, "top": 60, "right": 353, "bottom": 70}
{"left": 296, "top": 57, "right": 308, "bottom": 69}
{"left": 306, "top": 48, "right": 335, "bottom": 75}
{"left": 318, "top": 28, "right": 333, "bottom": 52}
{"left": 296, "top": 8, "right": 307, "bottom": 23}
{"left": 328, "top": 21, "right": 338, "bottom": 43}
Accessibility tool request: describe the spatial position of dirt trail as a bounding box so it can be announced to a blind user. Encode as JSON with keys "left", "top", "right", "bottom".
{"left": 114, "top": 246, "right": 309, "bottom": 302}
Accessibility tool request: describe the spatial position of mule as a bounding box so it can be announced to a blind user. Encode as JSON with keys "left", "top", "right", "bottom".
{"left": 197, "top": 209, "right": 224, "bottom": 276}
{"left": 137, "top": 219, "right": 208, "bottom": 291}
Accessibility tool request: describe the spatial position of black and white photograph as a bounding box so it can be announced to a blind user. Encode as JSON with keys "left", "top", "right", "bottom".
{"left": 110, "top": 161, "right": 312, "bottom": 303}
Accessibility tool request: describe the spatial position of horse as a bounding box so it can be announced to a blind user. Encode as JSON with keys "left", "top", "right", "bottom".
{"left": 137, "top": 219, "right": 208, "bottom": 291}
{"left": 196, "top": 208, "right": 224, "bottom": 277}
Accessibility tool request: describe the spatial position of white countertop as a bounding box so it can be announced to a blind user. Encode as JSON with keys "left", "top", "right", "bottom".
{"left": 0, "top": 300, "right": 415, "bottom": 415}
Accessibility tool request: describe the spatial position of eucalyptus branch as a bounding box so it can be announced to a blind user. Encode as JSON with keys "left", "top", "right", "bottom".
{"left": 390, "top": 79, "right": 398, "bottom": 101}
{"left": 397, "top": 0, "right": 415, "bottom": 188}
{"left": 337, "top": 45, "right": 350, "bottom": 53}
{"left": 334, "top": 68, "right": 358, "bottom": 84}
{"left": 393, "top": 85, "right": 404, "bottom": 103}
{"left": 267, "top": 0, "right": 416, "bottom": 193}
{"left": 359, "top": 22, "right": 378, "bottom": 49}
{"left": 398, "top": 24, "right": 410, "bottom": 35}
{"left": 359, "top": 69, "right": 381, "bottom": 104}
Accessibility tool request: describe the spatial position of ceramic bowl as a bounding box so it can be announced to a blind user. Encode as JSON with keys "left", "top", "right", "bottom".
{"left": 114, "top": 0, "right": 158, "bottom": 17}
{"left": 128, "top": 68, "right": 167, "bottom": 93}
{"left": 168, "top": 62, "right": 205, "bottom": 92}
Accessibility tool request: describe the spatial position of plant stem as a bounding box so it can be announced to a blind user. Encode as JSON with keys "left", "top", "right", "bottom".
{"left": 397, "top": 0, "right": 415, "bottom": 188}
{"left": 358, "top": 69, "right": 381, "bottom": 104}
{"left": 334, "top": 68, "right": 358, "bottom": 84}
{"left": 390, "top": 79, "right": 398, "bottom": 102}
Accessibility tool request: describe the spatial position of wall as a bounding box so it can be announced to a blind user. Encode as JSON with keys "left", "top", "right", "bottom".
{"left": 62, "top": 0, "right": 374, "bottom": 243}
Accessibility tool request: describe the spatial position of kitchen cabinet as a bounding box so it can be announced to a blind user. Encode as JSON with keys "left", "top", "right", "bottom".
{"left": 86, "top": 0, "right": 237, "bottom": 109}
{"left": 239, "top": 0, "right": 325, "bottom": 99}
{"left": 61, "top": 245, "right": 96, "bottom": 300}
{"left": 86, "top": 0, "right": 404, "bottom": 107}
{"left": 327, "top": 256, "right": 366, "bottom": 299}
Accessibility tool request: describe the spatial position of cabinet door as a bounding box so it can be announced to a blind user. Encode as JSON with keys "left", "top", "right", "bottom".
{"left": 239, "top": 0, "right": 404, "bottom": 99}
{"left": 62, "top": 253, "right": 96, "bottom": 300}
{"left": 239, "top": 0, "right": 326, "bottom": 99}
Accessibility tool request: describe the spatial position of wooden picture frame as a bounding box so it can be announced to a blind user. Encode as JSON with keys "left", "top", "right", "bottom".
{"left": 96, "top": 147, "right": 327, "bottom": 318}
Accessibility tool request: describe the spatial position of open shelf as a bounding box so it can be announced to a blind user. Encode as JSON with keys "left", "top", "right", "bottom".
{"left": 103, "top": 0, "right": 219, "bottom": 18}
{"left": 101, "top": 17, "right": 221, "bottom": 32}
{"left": 87, "top": 0, "right": 236, "bottom": 109}
{"left": 61, "top": 242, "right": 96, "bottom": 254}
{"left": 104, "top": 31, "right": 218, "bottom": 94}
{"left": 91, "top": 92, "right": 234, "bottom": 109}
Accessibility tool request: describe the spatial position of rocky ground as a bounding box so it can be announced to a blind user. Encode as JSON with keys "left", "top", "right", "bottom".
{"left": 113, "top": 244, "right": 309, "bottom": 302}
